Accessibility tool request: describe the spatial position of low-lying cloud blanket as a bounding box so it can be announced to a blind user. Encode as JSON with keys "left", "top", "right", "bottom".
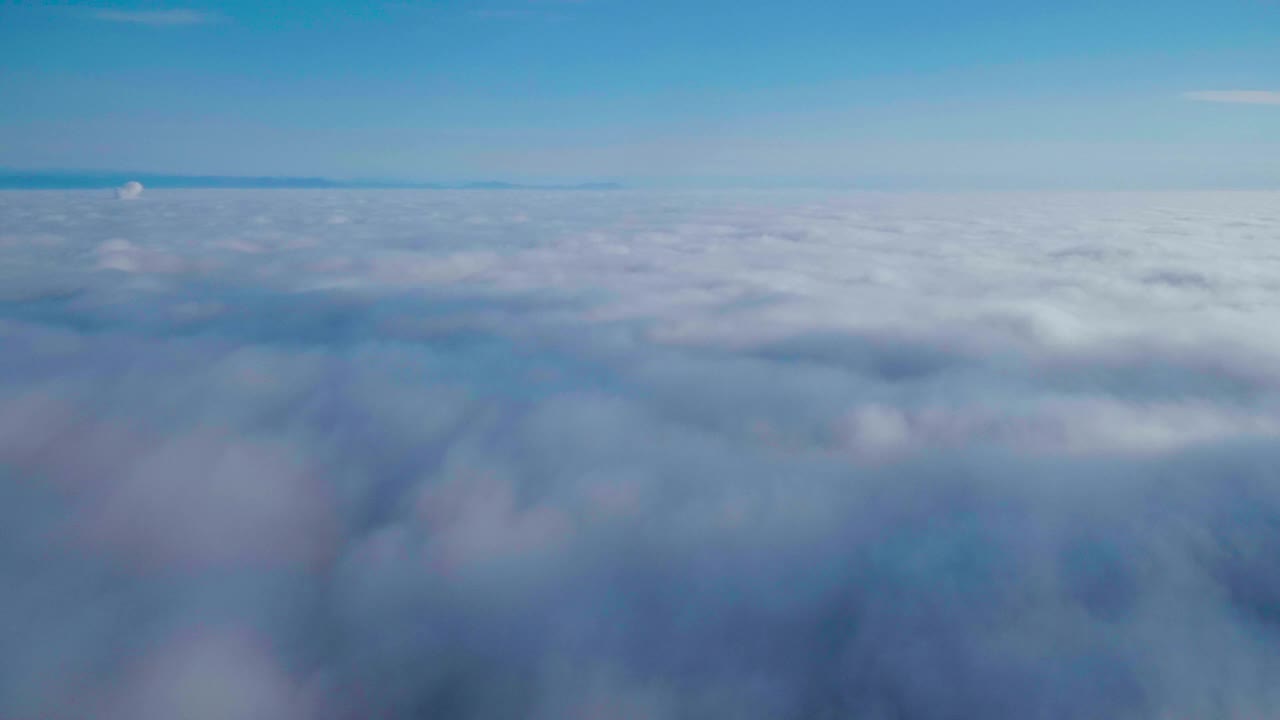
{"left": 3, "top": 189, "right": 1280, "bottom": 718}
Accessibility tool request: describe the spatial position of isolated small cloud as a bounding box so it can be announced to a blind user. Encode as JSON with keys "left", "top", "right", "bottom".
{"left": 115, "top": 181, "right": 144, "bottom": 200}
{"left": 90, "top": 9, "right": 220, "bottom": 26}
{"left": 1182, "top": 90, "right": 1280, "bottom": 106}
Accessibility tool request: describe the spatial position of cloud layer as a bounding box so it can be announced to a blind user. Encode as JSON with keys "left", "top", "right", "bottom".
{"left": 3, "top": 189, "right": 1280, "bottom": 718}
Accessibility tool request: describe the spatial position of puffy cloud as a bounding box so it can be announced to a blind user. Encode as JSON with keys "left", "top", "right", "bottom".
{"left": 3, "top": 189, "right": 1280, "bottom": 718}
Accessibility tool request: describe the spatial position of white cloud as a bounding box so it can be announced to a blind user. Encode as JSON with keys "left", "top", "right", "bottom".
{"left": 89, "top": 9, "right": 220, "bottom": 26}
{"left": 4, "top": 189, "right": 1280, "bottom": 718}
{"left": 1183, "top": 90, "right": 1280, "bottom": 106}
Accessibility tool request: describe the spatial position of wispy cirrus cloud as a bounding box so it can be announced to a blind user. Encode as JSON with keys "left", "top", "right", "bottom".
{"left": 88, "top": 9, "right": 221, "bottom": 26}
{"left": 472, "top": 8, "right": 540, "bottom": 20}
{"left": 1182, "top": 90, "right": 1280, "bottom": 106}
{"left": 472, "top": 0, "right": 585, "bottom": 21}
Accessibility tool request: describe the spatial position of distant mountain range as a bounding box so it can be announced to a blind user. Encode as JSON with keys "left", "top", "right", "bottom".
{"left": 0, "top": 171, "right": 623, "bottom": 191}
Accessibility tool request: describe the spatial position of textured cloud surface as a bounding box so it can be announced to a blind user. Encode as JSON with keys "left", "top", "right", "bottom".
{"left": 3, "top": 189, "right": 1280, "bottom": 718}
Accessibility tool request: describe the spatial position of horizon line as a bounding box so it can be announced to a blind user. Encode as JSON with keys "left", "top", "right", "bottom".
{"left": 1, "top": 169, "right": 1278, "bottom": 193}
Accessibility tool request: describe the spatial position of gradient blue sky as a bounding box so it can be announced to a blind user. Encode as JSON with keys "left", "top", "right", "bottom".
{"left": 2, "top": 0, "right": 1277, "bottom": 187}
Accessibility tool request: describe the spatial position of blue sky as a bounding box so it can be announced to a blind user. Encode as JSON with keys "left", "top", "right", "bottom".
{"left": 1, "top": 0, "right": 1277, "bottom": 187}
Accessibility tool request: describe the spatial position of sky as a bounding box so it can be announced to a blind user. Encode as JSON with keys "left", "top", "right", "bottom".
{"left": 1, "top": 1, "right": 1279, "bottom": 185}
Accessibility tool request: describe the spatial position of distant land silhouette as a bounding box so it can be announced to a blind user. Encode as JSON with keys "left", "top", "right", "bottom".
{"left": 0, "top": 171, "right": 623, "bottom": 191}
